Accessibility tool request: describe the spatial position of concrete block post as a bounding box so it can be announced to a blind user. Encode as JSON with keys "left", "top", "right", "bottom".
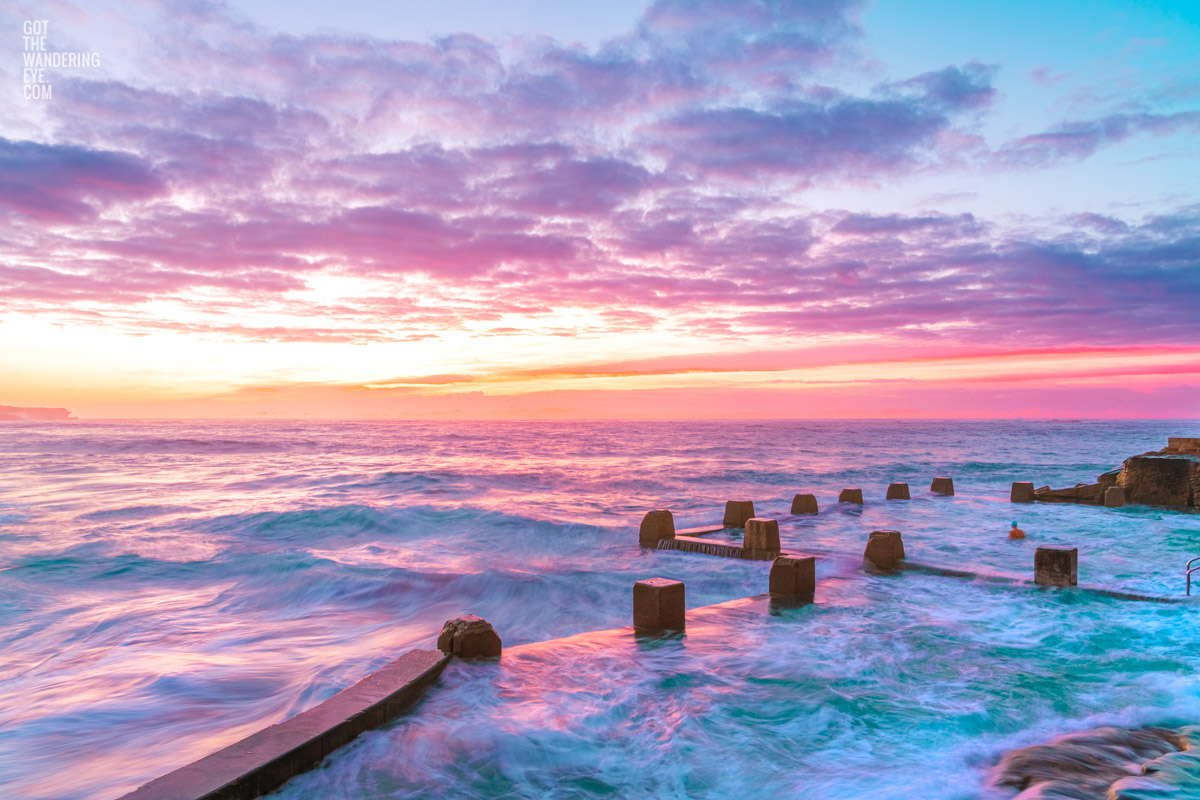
{"left": 1011, "top": 482, "right": 1036, "bottom": 503}
{"left": 437, "top": 616, "right": 502, "bottom": 659}
{"left": 863, "top": 530, "right": 906, "bottom": 571}
{"left": 744, "top": 518, "right": 781, "bottom": 553}
{"left": 839, "top": 488, "right": 863, "bottom": 504}
{"left": 1104, "top": 486, "right": 1127, "bottom": 508}
{"left": 723, "top": 500, "right": 755, "bottom": 528}
{"left": 790, "top": 493, "right": 819, "bottom": 514}
{"left": 633, "top": 578, "right": 685, "bottom": 631}
{"left": 930, "top": 477, "right": 955, "bottom": 496}
{"left": 639, "top": 509, "right": 676, "bottom": 547}
{"left": 886, "top": 482, "right": 911, "bottom": 500}
{"left": 769, "top": 555, "right": 815, "bottom": 597}
{"left": 1034, "top": 547, "right": 1078, "bottom": 587}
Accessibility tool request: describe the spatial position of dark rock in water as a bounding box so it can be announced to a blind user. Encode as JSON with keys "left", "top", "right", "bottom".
{"left": 437, "top": 615, "right": 502, "bottom": 659}
{"left": 992, "top": 725, "right": 1187, "bottom": 800}
{"left": 1034, "top": 439, "right": 1199, "bottom": 509}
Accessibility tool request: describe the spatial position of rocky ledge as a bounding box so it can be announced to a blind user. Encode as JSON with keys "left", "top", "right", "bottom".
{"left": 991, "top": 724, "right": 1200, "bottom": 800}
{"left": 1035, "top": 438, "right": 1200, "bottom": 509}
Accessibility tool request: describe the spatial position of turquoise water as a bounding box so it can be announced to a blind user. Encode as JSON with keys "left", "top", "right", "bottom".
{"left": 271, "top": 575, "right": 1200, "bottom": 800}
{"left": 0, "top": 420, "right": 1196, "bottom": 799}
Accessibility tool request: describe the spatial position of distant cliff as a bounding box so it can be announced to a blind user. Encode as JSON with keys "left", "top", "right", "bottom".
{"left": 0, "top": 405, "right": 74, "bottom": 421}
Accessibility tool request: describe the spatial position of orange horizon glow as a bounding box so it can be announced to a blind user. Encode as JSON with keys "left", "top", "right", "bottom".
{"left": 6, "top": 342, "right": 1198, "bottom": 420}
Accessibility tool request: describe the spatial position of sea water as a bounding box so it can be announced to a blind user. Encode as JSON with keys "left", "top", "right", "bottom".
{"left": 0, "top": 420, "right": 1196, "bottom": 799}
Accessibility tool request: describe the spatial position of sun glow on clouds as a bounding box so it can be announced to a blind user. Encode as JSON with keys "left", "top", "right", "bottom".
{"left": 0, "top": 0, "right": 1198, "bottom": 418}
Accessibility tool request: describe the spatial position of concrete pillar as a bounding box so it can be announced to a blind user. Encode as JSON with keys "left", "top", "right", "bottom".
{"left": 744, "top": 518, "right": 780, "bottom": 553}
{"left": 863, "top": 530, "right": 906, "bottom": 570}
{"left": 1104, "top": 486, "right": 1127, "bottom": 508}
{"left": 886, "top": 482, "right": 911, "bottom": 500}
{"left": 930, "top": 477, "right": 955, "bottom": 496}
{"left": 770, "top": 555, "right": 815, "bottom": 597}
{"left": 723, "top": 500, "right": 755, "bottom": 528}
{"left": 838, "top": 488, "right": 863, "bottom": 504}
{"left": 1034, "top": 547, "right": 1078, "bottom": 587}
{"left": 1011, "top": 482, "right": 1036, "bottom": 503}
{"left": 790, "top": 493, "right": 819, "bottom": 514}
{"left": 639, "top": 509, "right": 676, "bottom": 547}
{"left": 633, "top": 578, "right": 685, "bottom": 630}
{"left": 437, "top": 615, "right": 502, "bottom": 658}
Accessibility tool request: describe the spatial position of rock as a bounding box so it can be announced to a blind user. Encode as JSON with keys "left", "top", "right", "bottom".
{"left": 633, "top": 578, "right": 685, "bottom": 631}
{"left": 838, "top": 488, "right": 863, "bottom": 504}
{"left": 743, "top": 518, "right": 780, "bottom": 553}
{"left": 437, "top": 615, "right": 502, "bottom": 659}
{"left": 992, "top": 725, "right": 1185, "bottom": 800}
{"left": 1104, "top": 486, "right": 1127, "bottom": 508}
{"left": 863, "top": 530, "right": 905, "bottom": 571}
{"left": 769, "top": 555, "right": 815, "bottom": 597}
{"left": 930, "top": 477, "right": 955, "bottom": 496}
{"left": 886, "top": 482, "right": 910, "bottom": 500}
{"left": 723, "top": 500, "right": 755, "bottom": 528}
{"left": 1166, "top": 437, "right": 1200, "bottom": 454}
{"left": 1034, "top": 439, "right": 1199, "bottom": 509}
{"left": 1035, "top": 547, "right": 1078, "bottom": 587}
{"left": 790, "top": 493, "right": 818, "bottom": 514}
{"left": 1011, "top": 481, "right": 1036, "bottom": 503}
{"left": 639, "top": 509, "right": 676, "bottom": 547}
{"left": 1119, "top": 454, "right": 1199, "bottom": 508}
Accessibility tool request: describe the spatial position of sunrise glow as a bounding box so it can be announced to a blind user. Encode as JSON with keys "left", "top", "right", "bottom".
{"left": 2, "top": 0, "right": 1197, "bottom": 418}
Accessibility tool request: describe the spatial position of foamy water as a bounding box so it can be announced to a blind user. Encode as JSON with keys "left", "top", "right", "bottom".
{"left": 0, "top": 420, "right": 1196, "bottom": 799}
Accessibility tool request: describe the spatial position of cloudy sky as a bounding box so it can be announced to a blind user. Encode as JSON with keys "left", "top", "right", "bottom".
{"left": 2, "top": 0, "right": 1198, "bottom": 418}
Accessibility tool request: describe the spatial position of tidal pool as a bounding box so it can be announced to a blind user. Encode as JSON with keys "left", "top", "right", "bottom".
{"left": 271, "top": 572, "right": 1200, "bottom": 800}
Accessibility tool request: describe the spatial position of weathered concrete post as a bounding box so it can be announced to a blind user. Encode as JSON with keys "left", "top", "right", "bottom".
{"left": 723, "top": 500, "right": 755, "bottom": 528}
{"left": 770, "top": 555, "right": 815, "bottom": 597}
{"left": 790, "top": 493, "right": 819, "bottom": 514}
{"left": 1034, "top": 547, "right": 1078, "bottom": 587}
{"left": 1011, "top": 482, "right": 1036, "bottom": 503}
{"left": 639, "top": 509, "right": 676, "bottom": 547}
{"left": 863, "top": 530, "right": 906, "bottom": 570}
{"left": 886, "top": 482, "right": 911, "bottom": 500}
{"left": 930, "top": 477, "right": 955, "bottom": 496}
{"left": 744, "top": 518, "right": 781, "bottom": 554}
{"left": 633, "top": 578, "right": 685, "bottom": 630}
{"left": 839, "top": 488, "right": 864, "bottom": 504}
{"left": 437, "top": 616, "right": 502, "bottom": 658}
{"left": 1104, "top": 486, "right": 1127, "bottom": 508}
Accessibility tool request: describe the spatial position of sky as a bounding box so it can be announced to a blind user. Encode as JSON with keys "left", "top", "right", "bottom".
{"left": 1, "top": 0, "right": 1198, "bottom": 419}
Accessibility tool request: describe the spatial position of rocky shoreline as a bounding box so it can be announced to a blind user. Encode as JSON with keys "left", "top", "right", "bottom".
{"left": 1035, "top": 438, "right": 1200, "bottom": 509}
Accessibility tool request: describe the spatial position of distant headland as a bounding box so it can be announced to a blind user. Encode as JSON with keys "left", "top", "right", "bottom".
{"left": 0, "top": 405, "right": 74, "bottom": 421}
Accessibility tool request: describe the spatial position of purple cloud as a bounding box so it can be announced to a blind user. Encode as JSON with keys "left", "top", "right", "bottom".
{"left": 996, "top": 111, "right": 1200, "bottom": 168}
{"left": 0, "top": 138, "right": 163, "bottom": 223}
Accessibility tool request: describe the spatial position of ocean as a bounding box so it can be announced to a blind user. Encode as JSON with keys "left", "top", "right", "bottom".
{"left": 1, "top": 419, "right": 1197, "bottom": 799}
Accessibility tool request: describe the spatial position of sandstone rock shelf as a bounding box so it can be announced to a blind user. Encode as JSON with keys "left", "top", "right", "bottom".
{"left": 1034, "top": 438, "right": 1199, "bottom": 509}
